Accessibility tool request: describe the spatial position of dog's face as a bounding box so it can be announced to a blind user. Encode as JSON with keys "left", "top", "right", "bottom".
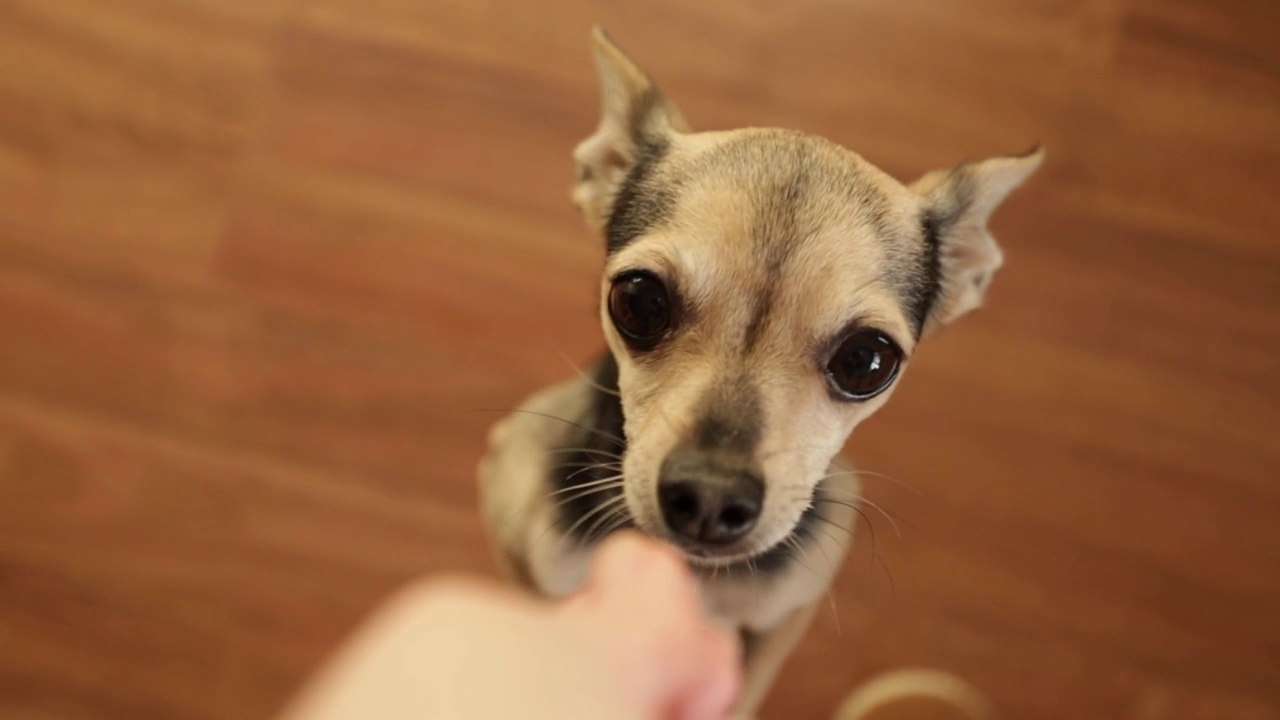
{"left": 571, "top": 29, "right": 1041, "bottom": 566}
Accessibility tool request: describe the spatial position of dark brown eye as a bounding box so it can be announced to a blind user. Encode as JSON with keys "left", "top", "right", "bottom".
{"left": 608, "top": 271, "right": 673, "bottom": 349}
{"left": 826, "top": 329, "right": 903, "bottom": 400}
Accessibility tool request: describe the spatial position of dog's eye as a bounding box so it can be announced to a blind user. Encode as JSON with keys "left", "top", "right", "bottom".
{"left": 826, "top": 330, "right": 903, "bottom": 400}
{"left": 608, "top": 271, "right": 673, "bottom": 349}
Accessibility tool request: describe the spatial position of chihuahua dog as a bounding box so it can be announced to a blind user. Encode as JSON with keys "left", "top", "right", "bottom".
{"left": 478, "top": 27, "right": 1041, "bottom": 716}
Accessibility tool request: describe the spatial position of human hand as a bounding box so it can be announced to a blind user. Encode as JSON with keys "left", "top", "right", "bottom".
{"left": 279, "top": 531, "right": 741, "bottom": 720}
{"left": 558, "top": 531, "right": 742, "bottom": 719}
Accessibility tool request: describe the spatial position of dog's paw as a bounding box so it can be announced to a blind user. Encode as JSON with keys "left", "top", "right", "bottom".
{"left": 484, "top": 413, "right": 516, "bottom": 453}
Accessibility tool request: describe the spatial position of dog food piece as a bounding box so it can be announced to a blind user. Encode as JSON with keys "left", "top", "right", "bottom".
{"left": 833, "top": 668, "right": 997, "bottom": 720}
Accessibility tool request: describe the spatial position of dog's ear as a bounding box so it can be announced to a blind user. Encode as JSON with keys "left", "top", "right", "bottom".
{"left": 572, "top": 26, "right": 689, "bottom": 234}
{"left": 910, "top": 146, "right": 1044, "bottom": 334}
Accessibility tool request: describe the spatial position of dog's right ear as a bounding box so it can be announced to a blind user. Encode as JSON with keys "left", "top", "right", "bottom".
{"left": 572, "top": 26, "right": 690, "bottom": 235}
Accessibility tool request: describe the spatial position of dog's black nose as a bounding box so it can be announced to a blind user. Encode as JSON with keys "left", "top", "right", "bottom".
{"left": 658, "top": 451, "right": 763, "bottom": 546}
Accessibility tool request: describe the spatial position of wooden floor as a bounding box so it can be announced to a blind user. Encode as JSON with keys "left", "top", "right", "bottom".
{"left": 1, "top": 0, "right": 1278, "bottom": 718}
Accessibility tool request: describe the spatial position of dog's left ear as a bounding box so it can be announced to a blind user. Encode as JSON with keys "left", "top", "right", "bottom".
{"left": 910, "top": 146, "right": 1044, "bottom": 334}
{"left": 572, "top": 26, "right": 690, "bottom": 234}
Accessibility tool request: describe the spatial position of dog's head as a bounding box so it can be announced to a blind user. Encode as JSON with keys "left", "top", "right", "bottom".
{"left": 572, "top": 28, "right": 1041, "bottom": 566}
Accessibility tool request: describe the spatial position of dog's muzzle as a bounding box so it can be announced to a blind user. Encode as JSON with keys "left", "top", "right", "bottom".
{"left": 657, "top": 447, "right": 764, "bottom": 548}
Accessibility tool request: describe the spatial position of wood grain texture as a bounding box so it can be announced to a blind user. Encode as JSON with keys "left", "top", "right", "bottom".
{"left": 1, "top": 0, "right": 1277, "bottom": 718}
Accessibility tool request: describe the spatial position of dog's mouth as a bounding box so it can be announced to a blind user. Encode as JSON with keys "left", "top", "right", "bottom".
{"left": 666, "top": 529, "right": 807, "bottom": 576}
{"left": 656, "top": 506, "right": 820, "bottom": 573}
{"left": 674, "top": 542, "right": 756, "bottom": 565}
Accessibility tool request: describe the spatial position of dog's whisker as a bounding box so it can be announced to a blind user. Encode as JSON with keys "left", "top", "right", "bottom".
{"left": 876, "top": 552, "right": 897, "bottom": 597}
{"left": 558, "top": 462, "right": 621, "bottom": 486}
{"left": 554, "top": 461, "right": 622, "bottom": 480}
{"left": 817, "top": 488, "right": 929, "bottom": 541}
{"left": 811, "top": 513, "right": 855, "bottom": 539}
{"left": 549, "top": 342, "right": 621, "bottom": 398}
{"left": 783, "top": 535, "right": 821, "bottom": 580}
{"left": 815, "top": 516, "right": 875, "bottom": 579}
{"left": 608, "top": 504, "right": 634, "bottom": 530}
{"left": 775, "top": 472, "right": 911, "bottom": 504}
{"left": 853, "top": 508, "right": 878, "bottom": 574}
{"left": 530, "top": 482, "right": 624, "bottom": 531}
{"left": 815, "top": 500, "right": 880, "bottom": 569}
{"left": 858, "top": 470, "right": 920, "bottom": 495}
{"left": 489, "top": 409, "right": 626, "bottom": 448}
{"left": 597, "top": 506, "right": 634, "bottom": 543}
{"left": 816, "top": 497, "right": 901, "bottom": 540}
{"left": 583, "top": 501, "right": 630, "bottom": 546}
{"left": 759, "top": 444, "right": 822, "bottom": 462}
{"left": 563, "top": 495, "right": 630, "bottom": 545}
{"left": 818, "top": 468, "right": 919, "bottom": 495}
{"left": 827, "top": 588, "right": 843, "bottom": 639}
{"left": 545, "top": 443, "right": 624, "bottom": 458}
{"left": 547, "top": 478, "right": 625, "bottom": 512}
{"left": 554, "top": 460, "right": 622, "bottom": 471}
{"left": 809, "top": 526, "right": 835, "bottom": 569}
{"left": 812, "top": 509, "right": 876, "bottom": 576}
{"left": 820, "top": 482, "right": 916, "bottom": 509}
{"left": 795, "top": 529, "right": 844, "bottom": 639}
{"left": 543, "top": 474, "right": 624, "bottom": 501}
{"left": 531, "top": 492, "right": 625, "bottom": 552}
{"left": 855, "top": 498, "right": 905, "bottom": 538}
{"left": 500, "top": 476, "right": 620, "bottom": 527}
{"left": 812, "top": 525, "right": 847, "bottom": 554}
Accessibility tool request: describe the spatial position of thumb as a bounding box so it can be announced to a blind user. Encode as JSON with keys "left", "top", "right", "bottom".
{"left": 566, "top": 533, "right": 742, "bottom": 719}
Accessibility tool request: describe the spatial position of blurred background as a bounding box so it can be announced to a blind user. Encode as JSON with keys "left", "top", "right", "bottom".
{"left": 1, "top": 0, "right": 1277, "bottom": 718}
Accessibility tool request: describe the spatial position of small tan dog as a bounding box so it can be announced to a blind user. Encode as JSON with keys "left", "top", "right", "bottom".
{"left": 478, "top": 27, "right": 1041, "bottom": 717}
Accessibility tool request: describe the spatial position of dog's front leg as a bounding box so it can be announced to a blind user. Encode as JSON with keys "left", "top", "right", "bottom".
{"left": 734, "top": 600, "right": 820, "bottom": 718}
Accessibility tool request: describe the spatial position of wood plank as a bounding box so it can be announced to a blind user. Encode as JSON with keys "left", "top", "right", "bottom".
{"left": 0, "top": 0, "right": 1277, "bottom": 718}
